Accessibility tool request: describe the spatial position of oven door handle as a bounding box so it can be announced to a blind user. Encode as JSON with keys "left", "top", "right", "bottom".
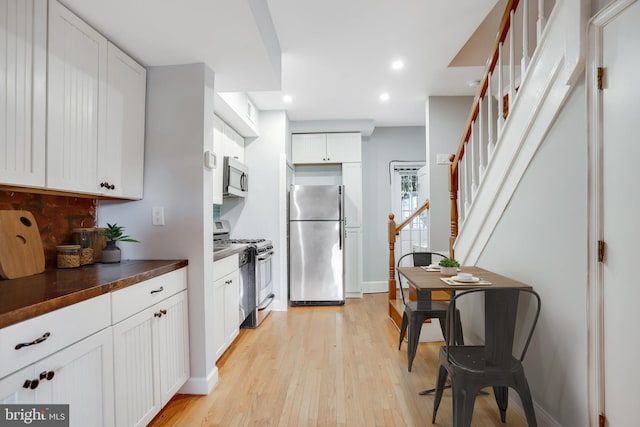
{"left": 257, "top": 251, "right": 274, "bottom": 261}
{"left": 258, "top": 294, "right": 275, "bottom": 310}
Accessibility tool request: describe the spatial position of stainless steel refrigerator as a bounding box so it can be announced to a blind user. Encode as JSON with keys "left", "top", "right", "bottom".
{"left": 289, "top": 185, "right": 345, "bottom": 305}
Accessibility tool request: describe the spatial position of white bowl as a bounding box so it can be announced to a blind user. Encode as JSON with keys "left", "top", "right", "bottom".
{"left": 452, "top": 275, "right": 479, "bottom": 283}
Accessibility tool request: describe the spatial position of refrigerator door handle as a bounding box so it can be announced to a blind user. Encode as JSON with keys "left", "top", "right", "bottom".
{"left": 339, "top": 188, "right": 343, "bottom": 250}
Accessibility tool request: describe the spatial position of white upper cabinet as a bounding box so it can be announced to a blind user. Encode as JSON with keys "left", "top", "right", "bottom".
{"left": 222, "top": 122, "right": 245, "bottom": 163}
{"left": 47, "top": 0, "right": 107, "bottom": 194}
{"left": 100, "top": 42, "right": 146, "bottom": 199}
{"left": 291, "top": 134, "right": 327, "bottom": 164}
{"left": 44, "top": 0, "right": 147, "bottom": 198}
{"left": 0, "top": 0, "right": 47, "bottom": 187}
{"left": 326, "top": 133, "right": 361, "bottom": 163}
{"left": 292, "top": 132, "right": 361, "bottom": 164}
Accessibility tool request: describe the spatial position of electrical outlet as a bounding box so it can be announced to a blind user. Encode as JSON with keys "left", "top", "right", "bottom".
{"left": 152, "top": 207, "right": 164, "bottom": 226}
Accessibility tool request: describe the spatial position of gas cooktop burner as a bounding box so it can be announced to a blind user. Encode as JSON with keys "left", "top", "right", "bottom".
{"left": 227, "top": 238, "right": 266, "bottom": 244}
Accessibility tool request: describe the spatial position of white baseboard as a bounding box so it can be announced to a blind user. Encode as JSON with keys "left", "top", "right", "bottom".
{"left": 362, "top": 281, "right": 387, "bottom": 294}
{"left": 179, "top": 366, "right": 218, "bottom": 395}
{"left": 509, "top": 393, "right": 562, "bottom": 427}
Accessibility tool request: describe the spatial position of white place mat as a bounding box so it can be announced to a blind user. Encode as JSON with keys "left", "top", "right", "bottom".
{"left": 440, "top": 277, "right": 493, "bottom": 286}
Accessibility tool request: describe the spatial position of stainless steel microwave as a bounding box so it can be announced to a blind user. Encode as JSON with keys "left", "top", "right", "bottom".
{"left": 223, "top": 156, "right": 248, "bottom": 197}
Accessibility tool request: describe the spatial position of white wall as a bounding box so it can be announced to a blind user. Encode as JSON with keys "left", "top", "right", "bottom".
{"left": 361, "top": 126, "right": 425, "bottom": 282}
{"left": 221, "top": 111, "right": 289, "bottom": 310}
{"left": 476, "top": 78, "right": 588, "bottom": 426}
{"left": 426, "top": 96, "right": 473, "bottom": 252}
{"left": 97, "top": 63, "right": 217, "bottom": 395}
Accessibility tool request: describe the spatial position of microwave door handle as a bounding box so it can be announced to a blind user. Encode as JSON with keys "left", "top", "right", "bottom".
{"left": 241, "top": 173, "right": 247, "bottom": 192}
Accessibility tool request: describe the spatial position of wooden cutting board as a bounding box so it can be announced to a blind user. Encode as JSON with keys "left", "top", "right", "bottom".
{"left": 0, "top": 210, "right": 45, "bottom": 279}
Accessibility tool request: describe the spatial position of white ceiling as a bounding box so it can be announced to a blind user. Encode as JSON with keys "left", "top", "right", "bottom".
{"left": 58, "top": 0, "right": 502, "bottom": 127}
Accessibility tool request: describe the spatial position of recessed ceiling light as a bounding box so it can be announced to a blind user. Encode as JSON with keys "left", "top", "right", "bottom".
{"left": 391, "top": 60, "right": 404, "bottom": 70}
{"left": 379, "top": 92, "right": 390, "bottom": 102}
{"left": 466, "top": 80, "right": 481, "bottom": 88}
{"left": 282, "top": 95, "right": 293, "bottom": 103}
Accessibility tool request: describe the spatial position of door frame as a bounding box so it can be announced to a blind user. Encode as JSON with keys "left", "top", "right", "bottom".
{"left": 586, "top": 0, "right": 637, "bottom": 424}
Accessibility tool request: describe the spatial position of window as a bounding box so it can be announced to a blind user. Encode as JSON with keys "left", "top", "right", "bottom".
{"left": 391, "top": 163, "right": 428, "bottom": 263}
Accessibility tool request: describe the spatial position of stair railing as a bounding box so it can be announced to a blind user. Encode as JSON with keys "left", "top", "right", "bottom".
{"left": 449, "top": 0, "right": 555, "bottom": 257}
{"left": 388, "top": 199, "right": 430, "bottom": 320}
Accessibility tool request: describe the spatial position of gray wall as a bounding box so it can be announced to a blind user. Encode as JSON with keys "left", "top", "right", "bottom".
{"left": 361, "top": 126, "right": 425, "bottom": 282}
{"left": 427, "top": 96, "right": 473, "bottom": 251}
{"left": 476, "top": 78, "right": 588, "bottom": 425}
{"left": 221, "top": 111, "right": 289, "bottom": 310}
{"left": 98, "top": 63, "right": 216, "bottom": 394}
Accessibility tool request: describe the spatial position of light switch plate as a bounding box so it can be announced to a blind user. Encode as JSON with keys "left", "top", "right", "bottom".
{"left": 204, "top": 151, "right": 216, "bottom": 169}
{"left": 152, "top": 207, "right": 164, "bottom": 226}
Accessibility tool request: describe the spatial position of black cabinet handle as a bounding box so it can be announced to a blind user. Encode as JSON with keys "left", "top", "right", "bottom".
{"left": 100, "top": 182, "right": 116, "bottom": 190}
{"left": 15, "top": 332, "right": 51, "bottom": 350}
{"left": 23, "top": 379, "right": 39, "bottom": 390}
{"left": 150, "top": 286, "right": 164, "bottom": 295}
{"left": 154, "top": 312, "right": 162, "bottom": 318}
{"left": 160, "top": 309, "right": 167, "bottom": 315}
{"left": 39, "top": 370, "right": 55, "bottom": 381}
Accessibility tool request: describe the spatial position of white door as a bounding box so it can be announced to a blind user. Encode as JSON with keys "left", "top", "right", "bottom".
{"left": 157, "top": 291, "right": 189, "bottom": 406}
{"left": 600, "top": 1, "right": 640, "bottom": 423}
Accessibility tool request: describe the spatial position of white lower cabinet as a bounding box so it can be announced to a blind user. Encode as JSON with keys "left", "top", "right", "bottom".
{"left": 112, "top": 269, "right": 189, "bottom": 427}
{"left": 213, "top": 255, "right": 240, "bottom": 360}
{"left": 0, "top": 327, "right": 115, "bottom": 427}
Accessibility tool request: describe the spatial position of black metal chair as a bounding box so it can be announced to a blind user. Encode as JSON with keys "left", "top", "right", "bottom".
{"left": 396, "top": 251, "right": 462, "bottom": 372}
{"left": 432, "top": 288, "right": 541, "bottom": 427}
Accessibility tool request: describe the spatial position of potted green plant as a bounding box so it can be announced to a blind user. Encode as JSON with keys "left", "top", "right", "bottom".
{"left": 99, "top": 223, "right": 139, "bottom": 263}
{"left": 439, "top": 257, "right": 460, "bottom": 276}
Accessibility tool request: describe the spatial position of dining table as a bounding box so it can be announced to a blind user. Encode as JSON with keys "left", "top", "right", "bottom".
{"left": 397, "top": 265, "right": 532, "bottom": 309}
{"left": 396, "top": 265, "right": 533, "bottom": 394}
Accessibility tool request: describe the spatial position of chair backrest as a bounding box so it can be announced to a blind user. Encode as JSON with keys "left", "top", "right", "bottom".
{"left": 445, "top": 288, "right": 541, "bottom": 367}
{"left": 396, "top": 252, "right": 446, "bottom": 305}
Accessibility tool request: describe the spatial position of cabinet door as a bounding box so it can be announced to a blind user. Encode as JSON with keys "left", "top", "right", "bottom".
{"left": 326, "top": 132, "right": 361, "bottom": 163}
{"left": 222, "top": 123, "right": 243, "bottom": 162}
{"left": 345, "top": 228, "right": 362, "bottom": 297}
{"left": 212, "top": 115, "right": 225, "bottom": 205}
{"left": 224, "top": 270, "right": 240, "bottom": 346}
{"left": 101, "top": 42, "right": 146, "bottom": 199}
{"left": 33, "top": 328, "right": 115, "bottom": 427}
{"left": 0, "top": 365, "right": 36, "bottom": 405}
{"left": 157, "top": 291, "right": 189, "bottom": 406}
{"left": 113, "top": 306, "right": 161, "bottom": 427}
{"left": 292, "top": 134, "right": 327, "bottom": 164}
{"left": 47, "top": 0, "right": 107, "bottom": 194}
{"left": 342, "top": 162, "right": 362, "bottom": 228}
{"left": 212, "top": 274, "right": 227, "bottom": 360}
{"left": 0, "top": 0, "right": 46, "bottom": 187}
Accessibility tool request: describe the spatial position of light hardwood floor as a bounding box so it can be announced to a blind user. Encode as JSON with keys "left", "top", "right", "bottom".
{"left": 149, "top": 293, "right": 527, "bottom": 426}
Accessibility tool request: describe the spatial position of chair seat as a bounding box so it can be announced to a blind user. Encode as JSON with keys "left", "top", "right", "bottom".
{"left": 404, "top": 300, "right": 450, "bottom": 314}
{"left": 441, "top": 346, "right": 523, "bottom": 376}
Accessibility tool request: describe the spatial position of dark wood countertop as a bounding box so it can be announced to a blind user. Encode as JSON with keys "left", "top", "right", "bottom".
{"left": 0, "top": 259, "right": 188, "bottom": 329}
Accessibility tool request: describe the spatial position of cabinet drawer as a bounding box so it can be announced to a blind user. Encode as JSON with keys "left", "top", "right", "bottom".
{"left": 0, "top": 293, "right": 110, "bottom": 379}
{"left": 214, "top": 254, "right": 239, "bottom": 281}
{"left": 111, "top": 268, "right": 187, "bottom": 324}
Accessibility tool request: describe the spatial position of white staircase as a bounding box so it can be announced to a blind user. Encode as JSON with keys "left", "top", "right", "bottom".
{"left": 452, "top": 0, "right": 588, "bottom": 264}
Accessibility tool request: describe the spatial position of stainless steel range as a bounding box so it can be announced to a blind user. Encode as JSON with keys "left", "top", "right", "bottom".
{"left": 213, "top": 221, "right": 274, "bottom": 328}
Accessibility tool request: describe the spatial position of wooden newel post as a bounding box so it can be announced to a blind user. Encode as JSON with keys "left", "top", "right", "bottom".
{"left": 388, "top": 213, "right": 397, "bottom": 300}
{"left": 449, "top": 154, "right": 458, "bottom": 260}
